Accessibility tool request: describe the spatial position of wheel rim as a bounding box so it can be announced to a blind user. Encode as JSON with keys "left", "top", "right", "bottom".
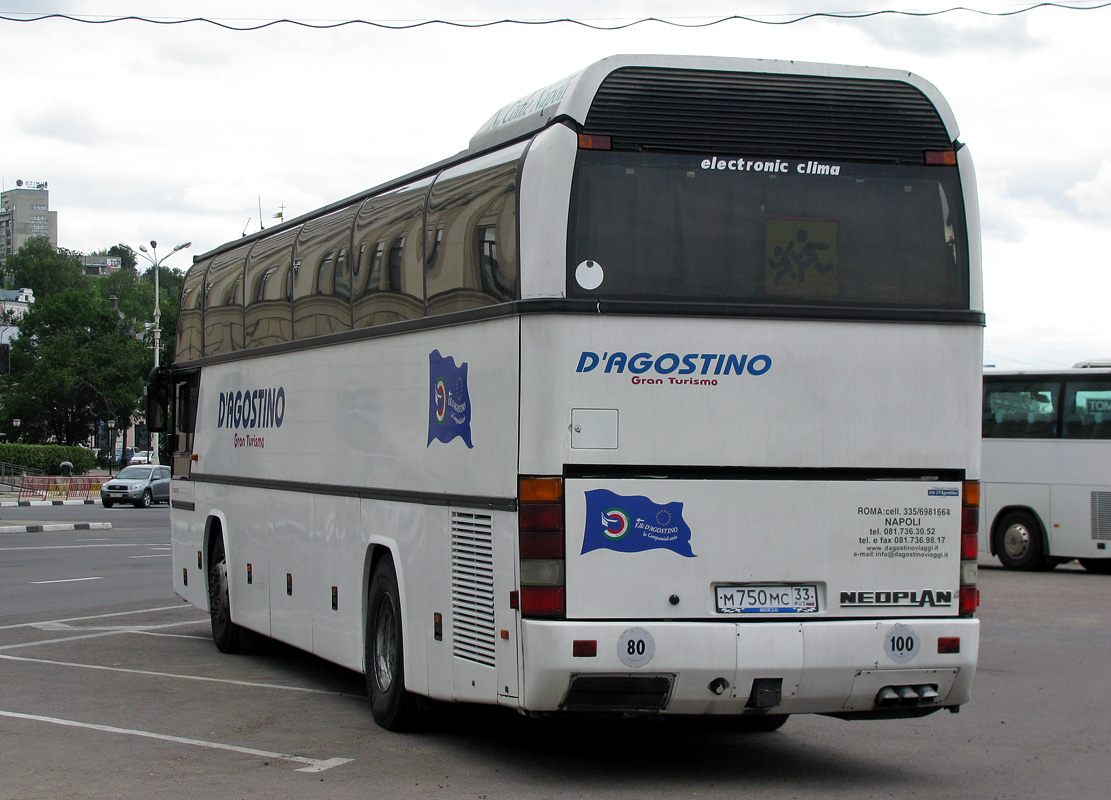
{"left": 210, "top": 558, "right": 230, "bottom": 630}
{"left": 1002, "top": 522, "right": 1032, "bottom": 560}
{"left": 373, "top": 597, "right": 398, "bottom": 693}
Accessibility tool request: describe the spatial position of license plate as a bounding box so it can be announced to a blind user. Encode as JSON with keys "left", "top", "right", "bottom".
{"left": 715, "top": 584, "right": 819, "bottom": 614}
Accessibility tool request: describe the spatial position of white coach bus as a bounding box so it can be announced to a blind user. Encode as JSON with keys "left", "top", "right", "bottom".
{"left": 149, "top": 54, "right": 983, "bottom": 731}
{"left": 981, "top": 365, "right": 1111, "bottom": 572}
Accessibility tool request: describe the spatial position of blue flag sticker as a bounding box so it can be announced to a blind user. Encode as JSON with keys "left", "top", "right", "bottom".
{"left": 582, "top": 489, "right": 696, "bottom": 557}
{"left": 427, "top": 350, "right": 473, "bottom": 448}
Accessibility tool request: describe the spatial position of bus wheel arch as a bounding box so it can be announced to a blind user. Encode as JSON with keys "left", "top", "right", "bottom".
{"left": 992, "top": 507, "right": 1053, "bottom": 571}
{"left": 365, "top": 551, "right": 419, "bottom": 731}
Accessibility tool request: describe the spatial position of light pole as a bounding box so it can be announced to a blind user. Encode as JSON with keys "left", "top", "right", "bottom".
{"left": 125, "top": 239, "right": 190, "bottom": 465}
{"left": 107, "top": 419, "right": 116, "bottom": 477}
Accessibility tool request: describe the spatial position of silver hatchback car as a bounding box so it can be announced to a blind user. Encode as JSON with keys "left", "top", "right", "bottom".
{"left": 100, "top": 465, "right": 171, "bottom": 508}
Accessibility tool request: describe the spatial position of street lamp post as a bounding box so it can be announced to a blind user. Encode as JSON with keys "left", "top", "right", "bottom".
{"left": 107, "top": 418, "right": 116, "bottom": 477}
{"left": 125, "top": 239, "right": 190, "bottom": 466}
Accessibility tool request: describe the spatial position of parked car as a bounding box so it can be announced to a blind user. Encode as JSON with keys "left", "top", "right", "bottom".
{"left": 129, "top": 451, "right": 153, "bottom": 465}
{"left": 100, "top": 465, "right": 170, "bottom": 508}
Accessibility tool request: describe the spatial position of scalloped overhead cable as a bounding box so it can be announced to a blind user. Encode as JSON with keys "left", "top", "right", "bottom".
{"left": 1, "top": 3, "right": 1110, "bottom": 31}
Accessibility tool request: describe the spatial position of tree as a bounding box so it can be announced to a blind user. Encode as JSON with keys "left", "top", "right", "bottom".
{"left": 0, "top": 238, "right": 184, "bottom": 446}
{"left": 3, "top": 237, "right": 86, "bottom": 295}
{"left": 0, "top": 287, "right": 149, "bottom": 445}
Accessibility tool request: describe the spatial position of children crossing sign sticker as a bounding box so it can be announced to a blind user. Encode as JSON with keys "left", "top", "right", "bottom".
{"left": 765, "top": 218, "right": 839, "bottom": 297}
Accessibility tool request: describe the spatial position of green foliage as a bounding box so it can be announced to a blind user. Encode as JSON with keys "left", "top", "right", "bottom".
{"left": 0, "top": 443, "right": 96, "bottom": 475}
{"left": 4, "top": 238, "right": 86, "bottom": 296}
{"left": 0, "top": 238, "right": 182, "bottom": 447}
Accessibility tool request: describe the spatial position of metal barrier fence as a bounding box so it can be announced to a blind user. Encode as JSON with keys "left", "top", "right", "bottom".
{"left": 17, "top": 476, "right": 104, "bottom": 502}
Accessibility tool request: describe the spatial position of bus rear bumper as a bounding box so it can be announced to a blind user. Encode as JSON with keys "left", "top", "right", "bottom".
{"left": 518, "top": 618, "right": 979, "bottom": 717}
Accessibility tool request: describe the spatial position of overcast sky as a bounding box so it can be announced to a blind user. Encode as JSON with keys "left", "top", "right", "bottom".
{"left": 3, "top": 1, "right": 1110, "bottom": 368}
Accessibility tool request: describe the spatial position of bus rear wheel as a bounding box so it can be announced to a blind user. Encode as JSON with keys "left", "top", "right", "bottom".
{"left": 366, "top": 557, "right": 419, "bottom": 731}
{"left": 208, "top": 535, "right": 245, "bottom": 653}
{"left": 995, "top": 510, "right": 1051, "bottom": 571}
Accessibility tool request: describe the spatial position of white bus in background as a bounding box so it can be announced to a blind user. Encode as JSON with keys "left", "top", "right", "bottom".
{"left": 149, "top": 54, "right": 983, "bottom": 732}
{"left": 982, "top": 365, "right": 1111, "bottom": 572}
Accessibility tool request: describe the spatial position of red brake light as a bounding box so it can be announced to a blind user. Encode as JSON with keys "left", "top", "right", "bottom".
{"left": 520, "top": 586, "right": 565, "bottom": 617}
{"left": 959, "top": 587, "right": 980, "bottom": 616}
{"left": 519, "top": 503, "right": 563, "bottom": 532}
{"left": 961, "top": 532, "right": 978, "bottom": 561}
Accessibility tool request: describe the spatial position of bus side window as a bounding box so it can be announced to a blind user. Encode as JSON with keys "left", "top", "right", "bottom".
{"left": 292, "top": 207, "right": 357, "bottom": 339}
{"left": 176, "top": 261, "right": 208, "bottom": 362}
{"left": 203, "top": 248, "right": 248, "bottom": 357}
{"left": 244, "top": 227, "right": 298, "bottom": 350}
{"left": 425, "top": 157, "right": 519, "bottom": 315}
{"left": 1065, "top": 382, "right": 1111, "bottom": 439}
{"left": 352, "top": 180, "right": 429, "bottom": 329}
{"left": 984, "top": 382, "right": 1059, "bottom": 438}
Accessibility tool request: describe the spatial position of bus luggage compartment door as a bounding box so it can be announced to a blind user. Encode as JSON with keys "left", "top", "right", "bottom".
{"left": 563, "top": 477, "right": 965, "bottom": 622}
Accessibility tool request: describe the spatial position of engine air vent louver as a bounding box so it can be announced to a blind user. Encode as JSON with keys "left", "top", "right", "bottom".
{"left": 582, "top": 67, "right": 953, "bottom": 163}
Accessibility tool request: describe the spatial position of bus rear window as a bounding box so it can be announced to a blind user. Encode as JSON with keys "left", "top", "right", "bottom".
{"left": 567, "top": 151, "right": 969, "bottom": 310}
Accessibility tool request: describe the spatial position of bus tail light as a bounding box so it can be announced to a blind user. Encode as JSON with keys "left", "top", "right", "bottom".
{"left": 925, "top": 150, "right": 957, "bottom": 166}
{"left": 578, "top": 133, "right": 612, "bottom": 150}
{"left": 519, "top": 476, "right": 565, "bottom": 618}
{"left": 959, "top": 480, "right": 980, "bottom": 616}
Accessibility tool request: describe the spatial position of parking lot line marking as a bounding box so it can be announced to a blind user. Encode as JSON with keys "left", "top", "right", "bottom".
{"left": 0, "top": 652, "right": 363, "bottom": 697}
{"left": 0, "top": 542, "right": 164, "bottom": 552}
{"left": 128, "top": 554, "right": 172, "bottom": 559}
{"left": 0, "top": 709, "right": 353, "bottom": 772}
{"left": 30, "top": 576, "right": 104, "bottom": 585}
{"left": 0, "top": 620, "right": 204, "bottom": 651}
{"left": 0, "top": 604, "right": 193, "bottom": 631}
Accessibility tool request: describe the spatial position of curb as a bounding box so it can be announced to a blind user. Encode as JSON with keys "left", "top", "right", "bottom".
{"left": 0, "top": 499, "right": 102, "bottom": 508}
{"left": 0, "top": 522, "right": 113, "bottom": 534}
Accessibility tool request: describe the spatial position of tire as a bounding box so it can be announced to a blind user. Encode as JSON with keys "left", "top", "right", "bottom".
{"left": 136, "top": 489, "right": 153, "bottom": 509}
{"left": 1079, "top": 558, "right": 1111, "bottom": 574}
{"left": 208, "top": 535, "right": 245, "bottom": 654}
{"left": 994, "top": 510, "right": 1051, "bottom": 571}
{"left": 366, "top": 557, "right": 419, "bottom": 731}
{"left": 102, "top": 500, "right": 114, "bottom": 508}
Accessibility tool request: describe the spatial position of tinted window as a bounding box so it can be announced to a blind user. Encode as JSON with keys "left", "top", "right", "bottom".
{"left": 352, "top": 180, "right": 429, "bottom": 329}
{"left": 983, "top": 381, "right": 1060, "bottom": 438}
{"left": 244, "top": 227, "right": 298, "bottom": 349}
{"left": 425, "top": 145, "right": 521, "bottom": 314}
{"left": 293, "top": 206, "right": 356, "bottom": 338}
{"left": 203, "top": 248, "right": 248, "bottom": 357}
{"left": 569, "top": 151, "right": 968, "bottom": 310}
{"left": 1063, "top": 380, "right": 1111, "bottom": 439}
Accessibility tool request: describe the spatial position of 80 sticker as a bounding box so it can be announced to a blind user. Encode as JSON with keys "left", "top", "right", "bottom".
{"left": 617, "top": 627, "right": 656, "bottom": 668}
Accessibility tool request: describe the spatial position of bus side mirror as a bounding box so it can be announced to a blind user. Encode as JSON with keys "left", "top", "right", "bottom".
{"left": 146, "top": 367, "right": 170, "bottom": 433}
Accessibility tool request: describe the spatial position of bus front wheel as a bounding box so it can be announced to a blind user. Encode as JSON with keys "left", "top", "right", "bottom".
{"left": 366, "top": 557, "right": 419, "bottom": 731}
{"left": 208, "top": 535, "right": 245, "bottom": 653}
{"left": 995, "top": 510, "right": 1051, "bottom": 571}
